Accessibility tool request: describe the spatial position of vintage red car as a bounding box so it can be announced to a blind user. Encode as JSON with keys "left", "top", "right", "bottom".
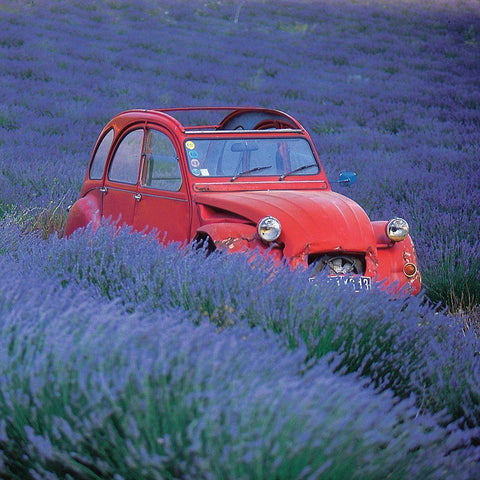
{"left": 64, "top": 107, "right": 421, "bottom": 294}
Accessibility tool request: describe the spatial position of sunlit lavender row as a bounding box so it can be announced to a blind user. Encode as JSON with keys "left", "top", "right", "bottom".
{"left": 0, "top": 0, "right": 479, "bottom": 477}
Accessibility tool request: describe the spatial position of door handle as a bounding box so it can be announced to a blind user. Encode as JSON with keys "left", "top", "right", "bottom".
{"left": 99, "top": 186, "right": 107, "bottom": 194}
{"left": 134, "top": 193, "right": 142, "bottom": 201}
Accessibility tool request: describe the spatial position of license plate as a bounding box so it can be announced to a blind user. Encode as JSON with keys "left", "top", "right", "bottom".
{"left": 309, "top": 275, "right": 372, "bottom": 292}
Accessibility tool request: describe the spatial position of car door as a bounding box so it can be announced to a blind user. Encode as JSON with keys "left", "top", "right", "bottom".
{"left": 133, "top": 127, "right": 190, "bottom": 243}
{"left": 102, "top": 128, "right": 144, "bottom": 226}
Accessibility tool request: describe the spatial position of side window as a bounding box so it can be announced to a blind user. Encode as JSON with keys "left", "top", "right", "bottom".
{"left": 143, "top": 129, "right": 182, "bottom": 191}
{"left": 108, "top": 129, "right": 144, "bottom": 184}
{"left": 89, "top": 129, "right": 114, "bottom": 180}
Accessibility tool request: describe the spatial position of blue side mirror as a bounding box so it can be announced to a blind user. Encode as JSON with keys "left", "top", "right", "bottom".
{"left": 331, "top": 171, "right": 357, "bottom": 187}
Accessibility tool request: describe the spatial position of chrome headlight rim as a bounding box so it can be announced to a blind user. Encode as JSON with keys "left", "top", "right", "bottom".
{"left": 257, "top": 215, "right": 282, "bottom": 242}
{"left": 386, "top": 217, "right": 409, "bottom": 242}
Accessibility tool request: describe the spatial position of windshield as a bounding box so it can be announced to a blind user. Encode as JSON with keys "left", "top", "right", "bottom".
{"left": 184, "top": 137, "right": 319, "bottom": 179}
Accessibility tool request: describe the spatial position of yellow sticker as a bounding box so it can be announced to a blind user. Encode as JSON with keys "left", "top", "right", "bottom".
{"left": 186, "top": 141, "right": 195, "bottom": 150}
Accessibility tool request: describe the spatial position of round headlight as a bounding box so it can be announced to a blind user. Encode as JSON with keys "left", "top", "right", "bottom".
{"left": 258, "top": 216, "right": 281, "bottom": 242}
{"left": 386, "top": 217, "right": 409, "bottom": 242}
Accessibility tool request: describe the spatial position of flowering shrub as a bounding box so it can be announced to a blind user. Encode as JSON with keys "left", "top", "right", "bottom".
{"left": 0, "top": 222, "right": 479, "bottom": 476}
{"left": 21, "top": 225, "right": 480, "bottom": 428}
{"left": 1, "top": 0, "right": 479, "bottom": 477}
{"left": 0, "top": 253, "right": 478, "bottom": 479}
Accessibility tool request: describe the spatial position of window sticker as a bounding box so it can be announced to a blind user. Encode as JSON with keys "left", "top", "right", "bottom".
{"left": 188, "top": 150, "right": 198, "bottom": 159}
{"left": 192, "top": 168, "right": 201, "bottom": 176}
{"left": 190, "top": 159, "right": 200, "bottom": 168}
{"left": 200, "top": 169, "right": 210, "bottom": 176}
{"left": 185, "top": 141, "right": 195, "bottom": 150}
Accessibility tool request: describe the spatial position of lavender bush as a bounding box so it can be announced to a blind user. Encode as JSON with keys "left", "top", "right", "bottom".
{"left": 1, "top": 223, "right": 479, "bottom": 457}
{"left": 1, "top": 0, "right": 479, "bottom": 477}
{"left": 0, "top": 255, "right": 477, "bottom": 479}
{"left": 24, "top": 225, "right": 480, "bottom": 427}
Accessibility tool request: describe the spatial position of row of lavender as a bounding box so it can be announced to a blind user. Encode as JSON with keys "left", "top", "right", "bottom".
{"left": 0, "top": 221, "right": 479, "bottom": 478}
{"left": 1, "top": 0, "right": 478, "bottom": 311}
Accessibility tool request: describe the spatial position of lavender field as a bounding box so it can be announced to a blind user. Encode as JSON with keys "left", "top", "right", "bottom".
{"left": 0, "top": 0, "right": 479, "bottom": 478}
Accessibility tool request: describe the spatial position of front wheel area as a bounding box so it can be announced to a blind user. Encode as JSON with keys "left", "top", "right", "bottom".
{"left": 192, "top": 233, "right": 216, "bottom": 255}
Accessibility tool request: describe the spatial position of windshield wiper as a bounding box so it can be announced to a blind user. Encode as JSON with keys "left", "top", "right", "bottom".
{"left": 279, "top": 163, "right": 318, "bottom": 181}
{"left": 231, "top": 165, "right": 272, "bottom": 182}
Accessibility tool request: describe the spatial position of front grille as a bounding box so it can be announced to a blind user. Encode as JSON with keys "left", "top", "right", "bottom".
{"left": 308, "top": 253, "right": 366, "bottom": 276}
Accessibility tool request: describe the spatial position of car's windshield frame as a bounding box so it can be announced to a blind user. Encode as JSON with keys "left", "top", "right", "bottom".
{"left": 183, "top": 135, "right": 320, "bottom": 180}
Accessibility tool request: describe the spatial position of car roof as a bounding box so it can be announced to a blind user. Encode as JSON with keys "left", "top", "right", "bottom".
{"left": 111, "top": 107, "right": 305, "bottom": 134}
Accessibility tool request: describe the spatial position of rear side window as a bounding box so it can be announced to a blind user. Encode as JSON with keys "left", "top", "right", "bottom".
{"left": 108, "top": 129, "right": 144, "bottom": 184}
{"left": 89, "top": 129, "right": 114, "bottom": 180}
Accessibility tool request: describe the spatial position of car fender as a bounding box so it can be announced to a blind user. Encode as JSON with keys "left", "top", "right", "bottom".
{"left": 372, "top": 221, "right": 421, "bottom": 295}
{"left": 195, "top": 223, "right": 260, "bottom": 252}
{"left": 64, "top": 191, "right": 102, "bottom": 237}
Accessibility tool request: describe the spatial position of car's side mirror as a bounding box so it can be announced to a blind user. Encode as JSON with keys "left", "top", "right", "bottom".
{"left": 332, "top": 171, "right": 357, "bottom": 187}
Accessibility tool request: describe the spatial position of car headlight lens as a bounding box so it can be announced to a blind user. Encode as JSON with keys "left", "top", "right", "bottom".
{"left": 258, "top": 216, "right": 281, "bottom": 242}
{"left": 386, "top": 217, "right": 409, "bottom": 242}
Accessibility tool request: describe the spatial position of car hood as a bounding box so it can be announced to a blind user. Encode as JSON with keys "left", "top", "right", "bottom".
{"left": 194, "top": 190, "right": 376, "bottom": 258}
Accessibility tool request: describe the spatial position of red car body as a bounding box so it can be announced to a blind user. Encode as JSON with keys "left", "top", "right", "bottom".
{"left": 65, "top": 107, "right": 421, "bottom": 294}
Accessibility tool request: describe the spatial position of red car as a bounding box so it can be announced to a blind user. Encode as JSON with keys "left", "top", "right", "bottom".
{"left": 64, "top": 107, "right": 421, "bottom": 294}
